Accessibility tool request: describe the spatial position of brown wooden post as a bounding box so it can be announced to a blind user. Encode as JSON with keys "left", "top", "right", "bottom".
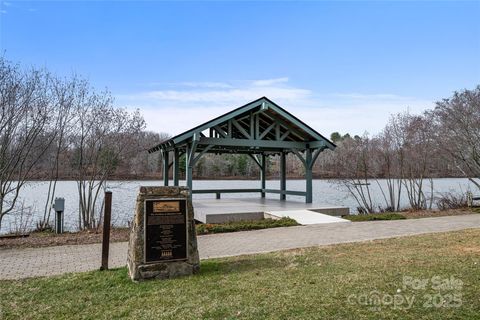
{"left": 163, "top": 150, "right": 169, "bottom": 186}
{"left": 100, "top": 191, "right": 112, "bottom": 271}
{"left": 260, "top": 154, "right": 266, "bottom": 198}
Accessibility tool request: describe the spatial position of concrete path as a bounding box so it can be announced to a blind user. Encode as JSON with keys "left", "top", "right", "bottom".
{"left": 0, "top": 214, "right": 479, "bottom": 280}
{"left": 266, "top": 209, "right": 351, "bottom": 225}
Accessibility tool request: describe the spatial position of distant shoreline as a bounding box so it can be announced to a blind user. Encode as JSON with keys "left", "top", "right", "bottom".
{"left": 21, "top": 176, "right": 470, "bottom": 182}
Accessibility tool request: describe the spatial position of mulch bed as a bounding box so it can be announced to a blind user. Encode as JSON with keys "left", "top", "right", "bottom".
{"left": 400, "top": 208, "right": 479, "bottom": 219}
{"left": 0, "top": 228, "right": 130, "bottom": 250}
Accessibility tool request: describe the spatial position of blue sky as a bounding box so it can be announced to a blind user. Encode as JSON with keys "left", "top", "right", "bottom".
{"left": 1, "top": 1, "right": 479, "bottom": 136}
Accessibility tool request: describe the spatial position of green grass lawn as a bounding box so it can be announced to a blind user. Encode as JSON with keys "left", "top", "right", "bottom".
{"left": 1, "top": 229, "right": 479, "bottom": 319}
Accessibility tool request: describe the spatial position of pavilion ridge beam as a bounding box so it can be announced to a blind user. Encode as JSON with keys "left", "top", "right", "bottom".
{"left": 198, "top": 137, "right": 308, "bottom": 150}
{"left": 253, "top": 101, "right": 268, "bottom": 115}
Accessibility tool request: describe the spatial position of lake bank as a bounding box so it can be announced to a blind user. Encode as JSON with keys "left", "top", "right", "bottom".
{"left": 1, "top": 178, "right": 477, "bottom": 235}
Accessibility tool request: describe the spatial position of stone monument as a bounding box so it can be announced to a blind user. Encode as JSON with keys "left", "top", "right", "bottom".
{"left": 127, "top": 186, "right": 200, "bottom": 281}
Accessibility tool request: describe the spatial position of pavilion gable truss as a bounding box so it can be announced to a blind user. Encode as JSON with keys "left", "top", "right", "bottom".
{"left": 148, "top": 97, "right": 335, "bottom": 203}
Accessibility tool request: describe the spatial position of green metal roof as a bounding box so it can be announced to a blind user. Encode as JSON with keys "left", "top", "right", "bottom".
{"left": 148, "top": 97, "right": 335, "bottom": 154}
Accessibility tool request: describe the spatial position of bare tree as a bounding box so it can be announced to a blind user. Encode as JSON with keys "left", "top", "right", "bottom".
{"left": 0, "top": 58, "right": 58, "bottom": 231}
{"left": 431, "top": 86, "right": 480, "bottom": 190}
{"left": 373, "top": 133, "right": 401, "bottom": 212}
{"left": 402, "top": 114, "right": 435, "bottom": 210}
{"left": 333, "top": 134, "right": 376, "bottom": 213}
{"left": 382, "top": 112, "right": 435, "bottom": 210}
{"left": 128, "top": 131, "right": 169, "bottom": 178}
{"left": 37, "top": 76, "right": 78, "bottom": 230}
{"left": 70, "top": 84, "right": 145, "bottom": 230}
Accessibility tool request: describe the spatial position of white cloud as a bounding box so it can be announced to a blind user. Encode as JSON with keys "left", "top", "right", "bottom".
{"left": 0, "top": 9, "right": 6, "bottom": 14}
{"left": 330, "top": 93, "right": 414, "bottom": 100}
{"left": 251, "top": 77, "right": 289, "bottom": 87}
{"left": 148, "top": 81, "right": 233, "bottom": 89}
{"left": 290, "top": 96, "right": 433, "bottom": 137}
{"left": 175, "top": 81, "right": 233, "bottom": 89}
{"left": 141, "top": 87, "right": 310, "bottom": 103}
{"left": 115, "top": 78, "right": 433, "bottom": 138}
{"left": 118, "top": 77, "right": 310, "bottom": 109}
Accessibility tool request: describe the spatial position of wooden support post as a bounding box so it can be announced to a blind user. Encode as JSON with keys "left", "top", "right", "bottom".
{"left": 185, "top": 134, "right": 199, "bottom": 194}
{"left": 261, "top": 154, "right": 266, "bottom": 198}
{"left": 186, "top": 144, "right": 193, "bottom": 192}
{"left": 173, "top": 148, "right": 179, "bottom": 186}
{"left": 163, "top": 150, "right": 169, "bottom": 186}
{"left": 305, "top": 149, "right": 313, "bottom": 203}
{"left": 280, "top": 152, "right": 286, "bottom": 200}
{"left": 100, "top": 191, "right": 112, "bottom": 271}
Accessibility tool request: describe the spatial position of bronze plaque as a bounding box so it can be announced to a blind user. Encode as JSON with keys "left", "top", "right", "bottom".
{"left": 145, "top": 199, "right": 187, "bottom": 263}
{"left": 153, "top": 201, "right": 180, "bottom": 213}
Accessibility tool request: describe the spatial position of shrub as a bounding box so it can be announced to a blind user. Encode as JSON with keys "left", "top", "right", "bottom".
{"left": 345, "top": 213, "right": 406, "bottom": 222}
{"left": 471, "top": 207, "right": 480, "bottom": 214}
{"left": 435, "top": 193, "right": 468, "bottom": 211}
{"left": 196, "top": 217, "right": 299, "bottom": 235}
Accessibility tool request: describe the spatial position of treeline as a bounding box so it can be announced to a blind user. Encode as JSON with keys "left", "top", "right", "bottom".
{"left": 327, "top": 86, "right": 480, "bottom": 213}
{"left": 0, "top": 58, "right": 165, "bottom": 230}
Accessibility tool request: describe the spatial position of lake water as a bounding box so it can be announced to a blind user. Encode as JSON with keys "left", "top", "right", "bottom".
{"left": 1, "top": 178, "right": 476, "bottom": 234}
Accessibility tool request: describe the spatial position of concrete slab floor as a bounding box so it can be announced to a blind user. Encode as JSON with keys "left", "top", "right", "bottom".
{"left": 266, "top": 209, "right": 351, "bottom": 225}
{"left": 193, "top": 197, "right": 348, "bottom": 223}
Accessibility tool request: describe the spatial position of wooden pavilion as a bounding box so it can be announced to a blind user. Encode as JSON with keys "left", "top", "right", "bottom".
{"left": 148, "top": 97, "right": 335, "bottom": 203}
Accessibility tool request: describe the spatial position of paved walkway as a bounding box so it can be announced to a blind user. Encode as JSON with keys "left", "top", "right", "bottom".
{"left": 1, "top": 214, "right": 479, "bottom": 280}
